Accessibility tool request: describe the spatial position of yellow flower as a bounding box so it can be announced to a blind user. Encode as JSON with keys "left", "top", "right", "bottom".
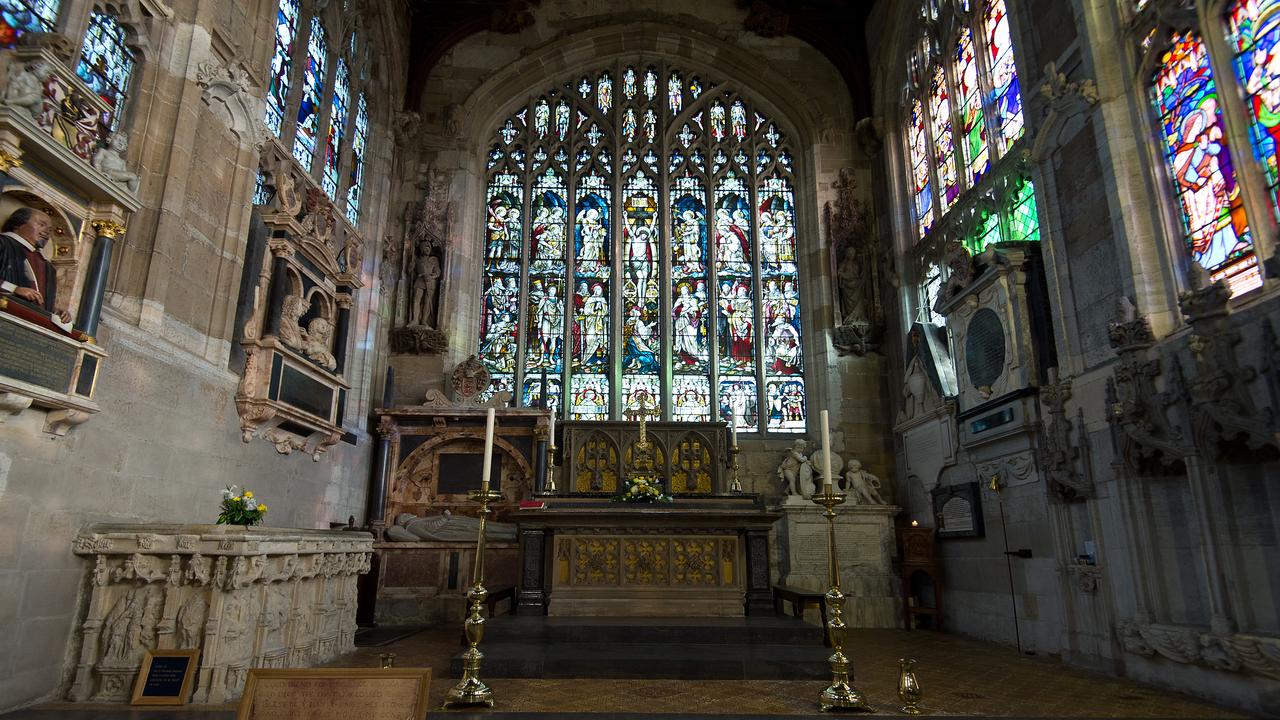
{"left": 232, "top": 496, "right": 241, "bottom": 502}
{"left": 257, "top": 504, "right": 267, "bottom": 512}
{"left": 244, "top": 491, "right": 254, "bottom": 499}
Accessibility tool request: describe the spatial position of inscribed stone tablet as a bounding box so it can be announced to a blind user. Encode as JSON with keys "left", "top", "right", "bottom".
{"left": 0, "top": 319, "right": 77, "bottom": 392}
{"left": 964, "top": 308, "right": 1005, "bottom": 390}
{"left": 238, "top": 668, "right": 431, "bottom": 720}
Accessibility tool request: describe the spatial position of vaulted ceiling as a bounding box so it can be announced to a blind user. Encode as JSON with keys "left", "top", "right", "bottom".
{"left": 403, "top": 0, "right": 875, "bottom": 118}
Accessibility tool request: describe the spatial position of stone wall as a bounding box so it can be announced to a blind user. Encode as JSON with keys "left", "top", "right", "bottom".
{"left": 0, "top": 0, "right": 409, "bottom": 711}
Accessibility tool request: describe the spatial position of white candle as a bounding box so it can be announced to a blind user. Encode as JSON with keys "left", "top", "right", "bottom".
{"left": 548, "top": 410, "right": 555, "bottom": 448}
{"left": 820, "top": 409, "right": 833, "bottom": 494}
{"left": 730, "top": 417, "right": 737, "bottom": 449}
{"left": 481, "top": 407, "right": 496, "bottom": 491}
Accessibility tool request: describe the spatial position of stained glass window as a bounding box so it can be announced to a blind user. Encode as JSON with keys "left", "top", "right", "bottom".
{"left": 264, "top": 0, "right": 299, "bottom": 136}
{"left": 1, "top": 0, "right": 58, "bottom": 48}
{"left": 909, "top": 99, "right": 934, "bottom": 238}
{"left": 955, "top": 27, "right": 989, "bottom": 184}
{"left": 75, "top": 9, "right": 134, "bottom": 130}
{"left": 984, "top": 0, "right": 1024, "bottom": 148}
{"left": 475, "top": 64, "right": 806, "bottom": 432}
{"left": 930, "top": 65, "right": 960, "bottom": 212}
{"left": 1152, "top": 32, "right": 1260, "bottom": 293}
{"left": 322, "top": 58, "right": 349, "bottom": 200}
{"left": 1227, "top": 0, "right": 1280, "bottom": 221}
{"left": 292, "top": 15, "right": 327, "bottom": 170}
{"left": 346, "top": 93, "right": 368, "bottom": 223}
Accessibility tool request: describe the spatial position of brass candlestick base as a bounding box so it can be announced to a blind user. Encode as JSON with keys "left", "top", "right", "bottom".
{"left": 544, "top": 443, "right": 558, "bottom": 494}
{"left": 729, "top": 445, "right": 742, "bottom": 493}
{"left": 813, "top": 489, "right": 873, "bottom": 713}
{"left": 443, "top": 487, "right": 504, "bottom": 709}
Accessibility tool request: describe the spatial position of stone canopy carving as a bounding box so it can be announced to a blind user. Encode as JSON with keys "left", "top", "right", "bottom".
{"left": 827, "top": 168, "right": 883, "bottom": 355}
{"left": 390, "top": 166, "right": 453, "bottom": 354}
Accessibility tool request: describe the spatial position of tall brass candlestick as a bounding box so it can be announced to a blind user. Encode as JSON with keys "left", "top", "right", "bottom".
{"left": 813, "top": 488, "right": 872, "bottom": 713}
{"left": 445, "top": 409, "right": 501, "bottom": 709}
{"left": 729, "top": 445, "right": 742, "bottom": 493}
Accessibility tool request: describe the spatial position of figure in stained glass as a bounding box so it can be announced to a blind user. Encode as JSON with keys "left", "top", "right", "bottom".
{"left": 75, "top": 9, "right": 134, "bottom": 129}
{"left": 574, "top": 193, "right": 609, "bottom": 274}
{"left": 767, "top": 379, "right": 806, "bottom": 431}
{"left": 264, "top": 0, "right": 299, "bottom": 135}
{"left": 909, "top": 99, "right": 934, "bottom": 237}
{"left": 715, "top": 199, "right": 752, "bottom": 273}
{"left": 710, "top": 101, "right": 727, "bottom": 140}
{"left": 955, "top": 26, "right": 989, "bottom": 184}
{"left": 758, "top": 190, "right": 796, "bottom": 269}
{"left": 719, "top": 378, "right": 758, "bottom": 431}
{"left": 672, "top": 376, "right": 711, "bottom": 421}
{"left": 528, "top": 279, "right": 565, "bottom": 369}
{"left": 731, "top": 100, "right": 748, "bottom": 142}
{"left": 669, "top": 71, "right": 683, "bottom": 114}
{"left": 623, "top": 107, "right": 637, "bottom": 142}
{"left": 535, "top": 99, "right": 550, "bottom": 138}
{"left": 1152, "top": 33, "right": 1254, "bottom": 281}
{"left": 985, "top": 0, "right": 1024, "bottom": 145}
{"left": 673, "top": 280, "right": 708, "bottom": 368}
{"left": 719, "top": 280, "right": 756, "bottom": 373}
{"left": 622, "top": 376, "right": 661, "bottom": 419}
{"left": 1229, "top": 0, "right": 1280, "bottom": 216}
{"left": 556, "top": 101, "right": 570, "bottom": 140}
{"left": 574, "top": 281, "right": 609, "bottom": 368}
{"left": 623, "top": 302, "right": 660, "bottom": 372}
{"left": 572, "top": 374, "right": 609, "bottom": 420}
{"left": 291, "top": 15, "right": 326, "bottom": 168}
{"left": 346, "top": 94, "right": 369, "bottom": 223}
{"left": 530, "top": 188, "right": 568, "bottom": 267}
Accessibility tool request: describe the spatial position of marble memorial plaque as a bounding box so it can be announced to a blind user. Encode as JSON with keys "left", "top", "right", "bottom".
{"left": 964, "top": 308, "right": 1005, "bottom": 389}
{"left": 0, "top": 318, "right": 77, "bottom": 392}
{"left": 237, "top": 668, "right": 431, "bottom": 720}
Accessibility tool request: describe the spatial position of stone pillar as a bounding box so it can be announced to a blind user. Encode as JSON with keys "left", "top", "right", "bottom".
{"left": 74, "top": 220, "right": 125, "bottom": 338}
{"left": 333, "top": 292, "right": 352, "bottom": 374}
{"left": 368, "top": 416, "right": 396, "bottom": 531}
{"left": 264, "top": 242, "right": 291, "bottom": 337}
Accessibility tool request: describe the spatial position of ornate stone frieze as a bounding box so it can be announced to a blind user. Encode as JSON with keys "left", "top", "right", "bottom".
{"left": 1105, "top": 299, "right": 1190, "bottom": 468}
{"left": 1117, "top": 621, "right": 1280, "bottom": 680}
{"left": 195, "top": 57, "right": 262, "bottom": 148}
{"left": 1039, "top": 371, "right": 1091, "bottom": 501}
{"left": 69, "top": 525, "right": 373, "bottom": 705}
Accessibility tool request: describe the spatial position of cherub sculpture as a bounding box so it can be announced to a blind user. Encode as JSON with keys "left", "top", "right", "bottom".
{"left": 94, "top": 131, "right": 140, "bottom": 193}
{"left": 776, "top": 438, "right": 814, "bottom": 497}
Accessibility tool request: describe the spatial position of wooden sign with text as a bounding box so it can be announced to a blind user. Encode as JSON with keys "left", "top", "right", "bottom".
{"left": 130, "top": 649, "right": 199, "bottom": 705}
{"left": 236, "top": 668, "right": 432, "bottom": 720}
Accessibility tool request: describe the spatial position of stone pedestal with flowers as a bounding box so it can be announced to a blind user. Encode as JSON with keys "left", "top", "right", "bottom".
{"left": 67, "top": 522, "right": 373, "bottom": 704}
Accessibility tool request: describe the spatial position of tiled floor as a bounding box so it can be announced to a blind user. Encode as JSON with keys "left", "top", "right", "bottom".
{"left": 4, "top": 626, "right": 1244, "bottom": 718}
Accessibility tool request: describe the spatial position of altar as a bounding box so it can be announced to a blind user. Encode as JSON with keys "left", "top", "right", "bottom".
{"left": 514, "top": 419, "right": 780, "bottom": 617}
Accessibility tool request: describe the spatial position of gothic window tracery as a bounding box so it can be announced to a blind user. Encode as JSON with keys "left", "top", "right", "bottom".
{"left": 1, "top": 0, "right": 59, "bottom": 46}
{"left": 900, "top": 0, "right": 1038, "bottom": 326}
{"left": 75, "top": 8, "right": 134, "bottom": 131}
{"left": 477, "top": 63, "right": 806, "bottom": 433}
{"left": 1131, "top": 0, "right": 1280, "bottom": 296}
{"left": 262, "top": 1, "right": 372, "bottom": 226}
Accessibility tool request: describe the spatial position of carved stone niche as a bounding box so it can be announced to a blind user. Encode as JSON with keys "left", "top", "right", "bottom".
{"left": 67, "top": 524, "right": 373, "bottom": 706}
{"left": 236, "top": 143, "right": 363, "bottom": 459}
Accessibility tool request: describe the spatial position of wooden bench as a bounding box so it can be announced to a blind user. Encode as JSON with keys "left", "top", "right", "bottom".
{"left": 772, "top": 584, "right": 829, "bottom": 646}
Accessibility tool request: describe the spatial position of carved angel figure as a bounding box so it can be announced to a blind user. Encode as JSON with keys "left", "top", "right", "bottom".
{"left": 776, "top": 438, "right": 813, "bottom": 497}
{"left": 843, "top": 459, "right": 886, "bottom": 505}
{"left": 3, "top": 59, "right": 45, "bottom": 119}
{"left": 302, "top": 316, "right": 337, "bottom": 370}
{"left": 94, "top": 131, "right": 140, "bottom": 193}
{"left": 277, "top": 294, "right": 309, "bottom": 348}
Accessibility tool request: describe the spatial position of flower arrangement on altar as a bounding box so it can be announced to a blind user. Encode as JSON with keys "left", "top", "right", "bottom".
{"left": 614, "top": 474, "right": 673, "bottom": 503}
{"left": 217, "top": 485, "right": 268, "bottom": 526}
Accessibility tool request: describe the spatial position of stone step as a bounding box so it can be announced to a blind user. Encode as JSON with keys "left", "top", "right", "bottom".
{"left": 453, "top": 640, "right": 831, "bottom": 680}
{"left": 479, "top": 614, "right": 824, "bottom": 645}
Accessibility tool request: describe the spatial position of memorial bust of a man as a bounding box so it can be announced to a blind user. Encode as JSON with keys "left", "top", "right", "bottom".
{"left": 0, "top": 207, "right": 70, "bottom": 323}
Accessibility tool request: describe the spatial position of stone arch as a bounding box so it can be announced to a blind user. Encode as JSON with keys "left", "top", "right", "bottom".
{"left": 389, "top": 430, "right": 533, "bottom": 516}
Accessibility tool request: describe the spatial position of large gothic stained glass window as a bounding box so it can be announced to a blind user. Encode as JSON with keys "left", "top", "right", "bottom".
{"left": 1227, "top": 0, "right": 1280, "bottom": 221}
{"left": 1151, "top": 32, "right": 1259, "bottom": 293}
{"left": 1, "top": 0, "right": 58, "bottom": 47}
{"left": 477, "top": 63, "right": 806, "bottom": 432}
{"left": 322, "top": 57, "right": 350, "bottom": 200}
{"left": 75, "top": 9, "right": 134, "bottom": 130}
{"left": 346, "top": 93, "right": 369, "bottom": 223}
{"left": 293, "top": 15, "right": 327, "bottom": 170}
{"left": 265, "top": 0, "right": 299, "bottom": 136}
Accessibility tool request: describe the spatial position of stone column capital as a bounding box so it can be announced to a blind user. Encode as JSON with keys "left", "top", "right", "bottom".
{"left": 90, "top": 219, "right": 126, "bottom": 239}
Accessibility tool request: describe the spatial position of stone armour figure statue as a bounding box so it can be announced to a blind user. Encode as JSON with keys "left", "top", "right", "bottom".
{"left": 409, "top": 242, "right": 441, "bottom": 327}
{"left": 384, "top": 510, "right": 517, "bottom": 542}
{"left": 94, "top": 132, "right": 140, "bottom": 193}
{"left": 776, "top": 438, "right": 814, "bottom": 497}
{"left": 3, "top": 60, "right": 45, "bottom": 119}
{"left": 843, "top": 459, "right": 886, "bottom": 505}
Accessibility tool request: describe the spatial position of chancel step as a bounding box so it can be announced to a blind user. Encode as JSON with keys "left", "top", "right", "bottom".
{"left": 450, "top": 616, "right": 829, "bottom": 680}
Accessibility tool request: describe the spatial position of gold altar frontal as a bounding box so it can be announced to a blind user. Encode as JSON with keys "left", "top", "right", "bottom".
{"left": 513, "top": 499, "right": 780, "bottom": 617}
